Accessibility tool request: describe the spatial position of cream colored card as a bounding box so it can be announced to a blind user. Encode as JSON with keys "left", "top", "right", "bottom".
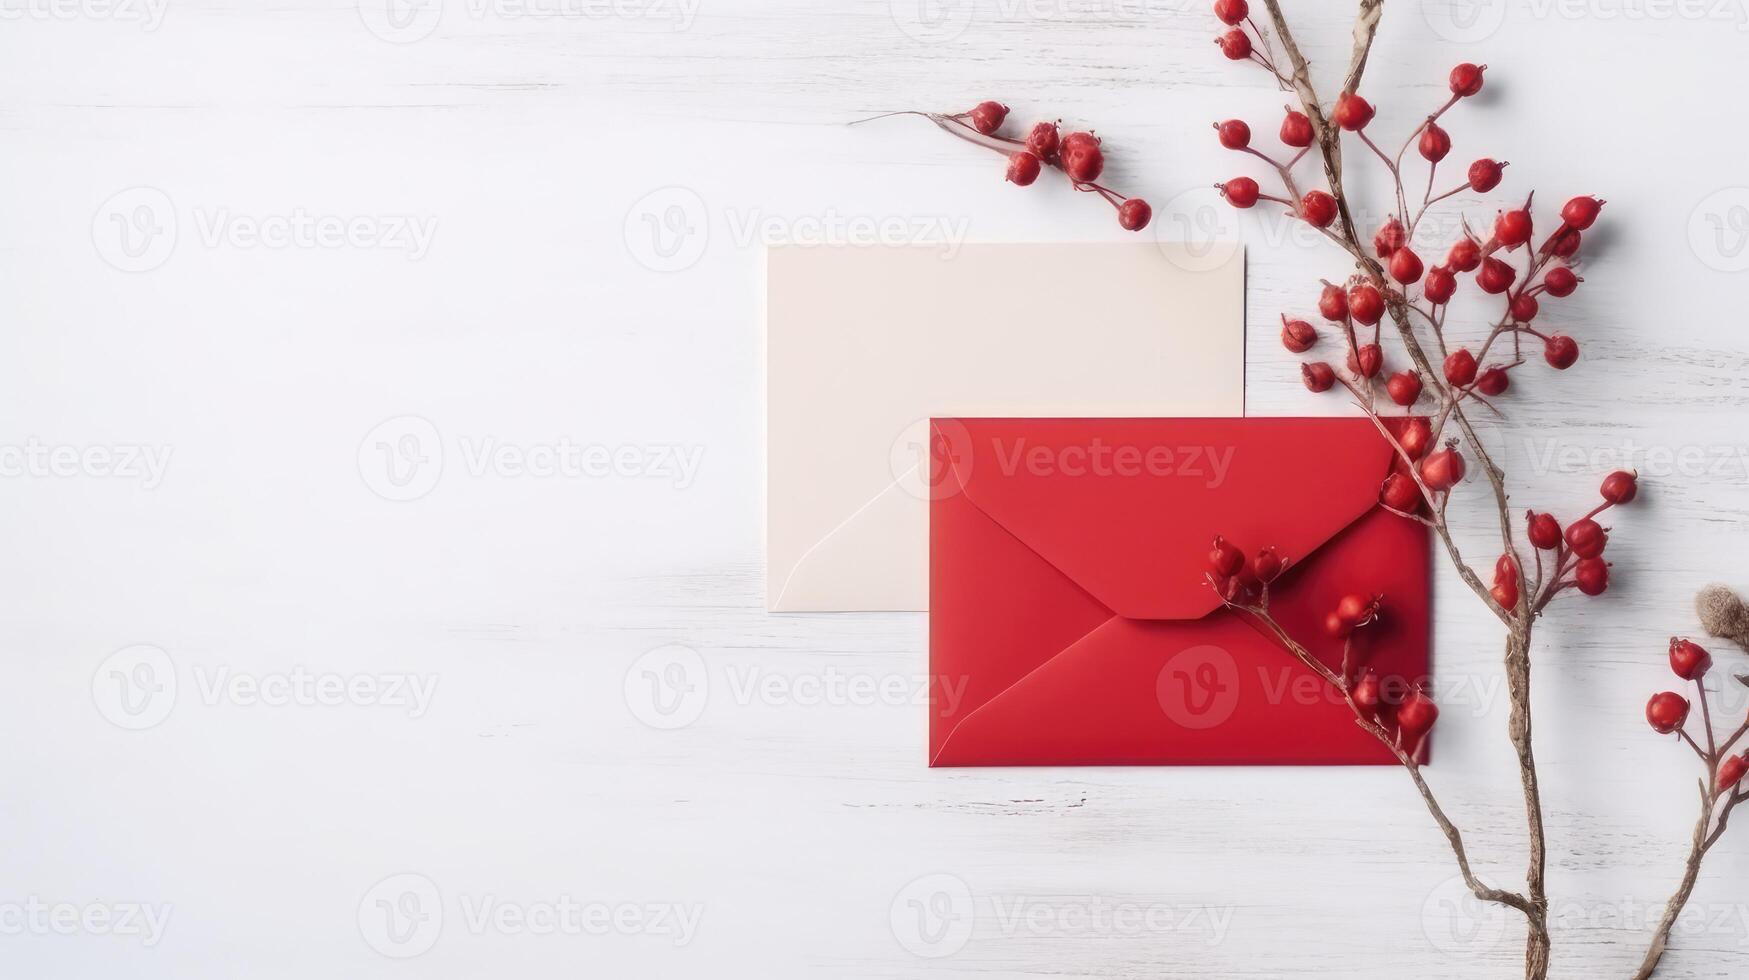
{"left": 766, "top": 242, "right": 1245, "bottom": 611}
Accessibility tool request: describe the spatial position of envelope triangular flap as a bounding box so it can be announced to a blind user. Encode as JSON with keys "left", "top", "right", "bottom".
{"left": 946, "top": 417, "right": 1396, "bottom": 620}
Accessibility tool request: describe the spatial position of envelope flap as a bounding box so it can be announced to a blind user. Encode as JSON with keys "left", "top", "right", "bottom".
{"left": 938, "top": 417, "right": 1398, "bottom": 620}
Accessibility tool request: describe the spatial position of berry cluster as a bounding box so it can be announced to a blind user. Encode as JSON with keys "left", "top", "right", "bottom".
{"left": 1646, "top": 637, "right": 1749, "bottom": 796}
{"left": 857, "top": 102, "right": 1151, "bottom": 230}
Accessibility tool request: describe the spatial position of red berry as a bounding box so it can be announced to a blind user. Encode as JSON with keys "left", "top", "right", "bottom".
{"left": 1443, "top": 347, "right": 1478, "bottom": 387}
{"left": 1543, "top": 267, "right": 1580, "bottom": 298}
{"left": 1491, "top": 577, "right": 1520, "bottom": 610}
{"left": 1207, "top": 535, "right": 1245, "bottom": 577}
{"left": 1060, "top": 133, "right": 1104, "bottom": 182}
{"left": 1419, "top": 446, "right": 1466, "bottom": 491}
{"left": 1562, "top": 195, "right": 1604, "bottom": 230}
{"left": 1601, "top": 470, "right": 1637, "bottom": 504}
{"left": 1399, "top": 417, "right": 1433, "bottom": 460}
{"left": 1302, "top": 362, "right": 1336, "bottom": 392}
{"left": 1217, "top": 28, "right": 1252, "bottom": 59}
{"left": 1476, "top": 367, "right": 1510, "bottom": 396}
{"left": 1118, "top": 198, "right": 1152, "bottom": 232}
{"left": 1381, "top": 471, "right": 1422, "bottom": 511}
{"left": 1550, "top": 228, "right": 1581, "bottom": 258}
{"left": 1213, "top": 0, "right": 1248, "bottom": 25}
{"left": 1418, "top": 123, "right": 1451, "bottom": 163}
{"left": 1646, "top": 691, "right": 1691, "bottom": 734}
{"left": 1565, "top": 518, "right": 1607, "bottom": 559}
{"left": 1374, "top": 217, "right": 1407, "bottom": 258}
{"left": 1495, "top": 207, "right": 1534, "bottom": 249}
{"left": 1670, "top": 638, "right": 1713, "bottom": 681}
{"left": 1005, "top": 152, "right": 1042, "bottom": 186}
{"left": 1216, "top": 119, "right": 1251, "bottom": 149}
{"left": 1221, "top": 176, "right": 1260, "bottom": 208}
{"left": 1348, "top": 343, "right": 1383, "bottom": 379}
{"left": 1279, "top": 108, "right": 1314, "bottom": 148}
{"left": 967, "top": 101, "right": 1008, "bottom": 136}
{"left": 1325, "top": 611, "right": 1352, "bottom": 638}
{"left": 1574, "top": 557, "right": 1609, "bottom": 596}
{"left": 1447, "top": 236, "right": 1482, "bottom": 273}
{"left": 1252, "top": 546, "right": 1283, "bottom": 583}
{"left": 1477, "top": 256, "right": 1516, "bottom": 294}
{"left": 1544, "top": 334, "right": 1579, "bottom": 369}
{"left": 1526, "top": 511, "right": 1562, "bottom": 550}
{"left": 1494, "top": 552, "right": 1520, "bottom": 586}
{"left": 1468, "top": 158, "right": 1507, "bottom": 193}
{"left": 1336, "top": 593, "right": 1380, "bottom": 628}
{"left": 1347, "top": 283, "right": 1384, "bottom": 325}
{"left": 1397, "top": 688, "right": 1439, "bottom": 740}
{"left": 1318, "top": 283, "right": 1348, "bottom": 321}
{"left": 1025, "top": 121, "right": 1060, "bottom": 161}
{"left": 1280, "top": 316, "right": 1317, "bottom": 352}
{"left": 1333, "top": 92, "right": 1375, "bottom": 131}
{"left": 1717, "top": 754, "right": 1749, "bottom": 793}
{"left": 1386, "top": 370, "right": 1423, "bottom": 406}
{"left": 1510, "top": 293, "right": 1539, "bottom": 322}
{"left": 1351, "top": 670, "right": 1384, "bottom": 720}
{"left": 1423, "top": 266, "right": 1457, "bottom": 304}
{"left": 1449, "top": 62, "right": 1487, "bottom": 98}
{"left": 1299, "top": 190, "right": 1337, "bottom": 228}
{"left": 1390, "top": 247, "right": 1424, "bottom": 285}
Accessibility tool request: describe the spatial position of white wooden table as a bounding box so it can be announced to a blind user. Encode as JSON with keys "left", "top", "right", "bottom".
{"left": 4, "top": 1, "right": 1749, "bottom": 976}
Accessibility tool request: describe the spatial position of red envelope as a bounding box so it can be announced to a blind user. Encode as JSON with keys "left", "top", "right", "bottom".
{"left": 929, "top": 417, "right": 1430, "bottom": 767}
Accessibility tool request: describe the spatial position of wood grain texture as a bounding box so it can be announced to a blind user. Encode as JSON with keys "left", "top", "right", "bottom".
{"left": 2, "top": 1, "right": 1748, "bottom": 977}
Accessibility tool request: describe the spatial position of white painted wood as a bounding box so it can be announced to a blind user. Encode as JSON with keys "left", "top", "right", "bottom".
{"left": 3, "top": 1, "right": 1748, "bottom": 976}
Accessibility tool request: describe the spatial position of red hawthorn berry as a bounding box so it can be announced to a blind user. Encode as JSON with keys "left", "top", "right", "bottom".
{"left": 1477, "top": 256, "right": 1516, "bottom": 294}
{"left": 1336, "top": 593, "right": 1380, "bottom": 628}
{"left": 1390, "top": 247, "right": 1424, "bottom": 285}
{"left": 1279, "top": 108, "right": 1314, "bottom": 148}
{"left": 1495, "top": 207, "right": 1534, "bottom": 249}
{"left": 1386, "top": 371, "right": 1423, "bottom": 406}
{"left": 1526, "top": 511, "right": 1562, "bottom": 550}
{"left": 1476, "top": 367, "right": 1510, "bottom": 396}
{"left": 1302, "top": 362, "right": 1336, "bottom": 392}
{"left": 1510, "top": 293, "right": 1539, "bottom": 322}
{"left": 1419, "top": 445, "right": 1465, "bottom": 491}
{"left": 1443, "top": 348, "right": 1478, "bottom": 387}
{"left": 1005, "top": 152, "right": 1042, "bottom": 186}
{"left": 1397, "top": 688, "right": 1439, "bottom": 740}
{"left": 1213, "top": 0, "right": 1248, "bottom": 25}
{"left": 1495, "top": 552, "right": 1520, "bottom": 586}
{"left": 1220, "top": 176, "right": 1260, "bottom": 208}
{"left": 1118, "top": 198, "right": 1152, "bottom": 232}
{"left": 1645, "top": 691, "right": 1691, "bottom": 734}
{"left": 1380, "top": 471, "right": 1421, "bottom": 512}
{"left": 1491, "top": 577, "right": 1520, "bottom": 610}
{"left": 1574, "top": 557, "right": 1609, "bottom": 596}
{"left": 1423, "top": 265, "right": 1457, "bottom": 304}
{"left": 1717, "top": 754, "right": 1749, "bottom": 793}
{"left": 1217, "top": 28, "right": 1252, "bottom": 60}
{"left": 1447, "top": 236, "right": 1482, "bottom": 273}
{"left": 1252, "top": 546, "right": 1283, "bottom": 583}
{"left": 1374, "top": 217, "right": 1407, "bottom": 258}
{"left": 1449, "top": 62, "right": 1487, "bottom": 98}
{"left": 1543, "top": 267, "right": 1580, "bottom": 297}
{"left": 1418, "top": 123, "right": 1452, "bottom": 163}
{"left": 1601, "top": 470, "right": 1638, "bottom": 504}
{"left": 1318, "top": 283, "right": 1349, "bottom": 321}
{"left": 1347, "top": 283, "right": 1384, "bottom": 326}
{"left": 1544, "top": 334, "right": 1580, "bottom": 369}
{"left": 1348, "top": 343, "right": 1383, "bottom": 379}
{"left": 967, "top": 101, "right": 1008, "bottom": 135}
{"left": 1550, "top": 227, "right": 1581, "bottom": 259}
{"left": 1332, "top": 92, "right": 1375, "bottom": 131}
{"left": 1351, "top": 670, "right": 1384, "bottom": 720}
{"left": 1565, "top": 518, "right": 1608, "bottom": 559}
{"left": 1325, "top": 611, "right": 1352, "bottom": 638}
{"left": 1300, "top": 190, "right": 1337, "bottom": 228}
{"left": 1216, "top": 119, "right": 1251, "bottom": 149}
{"left": 1280, "top": 316, "right": 1318, "bottom": 352}
{"left": 1670, "top": 638, "right": 1713, "bottom": 681}
{"left": 1059, "top": 133, "right": 1104, "bottom": 182}
{"left": 1468, "top": 158, "right": 1507, "bottom": 193}
{"left": 1399, "top": 417, "right": 1433, "bottom": 459}
{"left": 1562, "top": 195, "right": 1605, "bottom": 230}
{"left": 1025, "top": 121, "right": 1060, "bottom": 161}
{"left": 1207, "top": 535, "right": 1245, "bottom": 577}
